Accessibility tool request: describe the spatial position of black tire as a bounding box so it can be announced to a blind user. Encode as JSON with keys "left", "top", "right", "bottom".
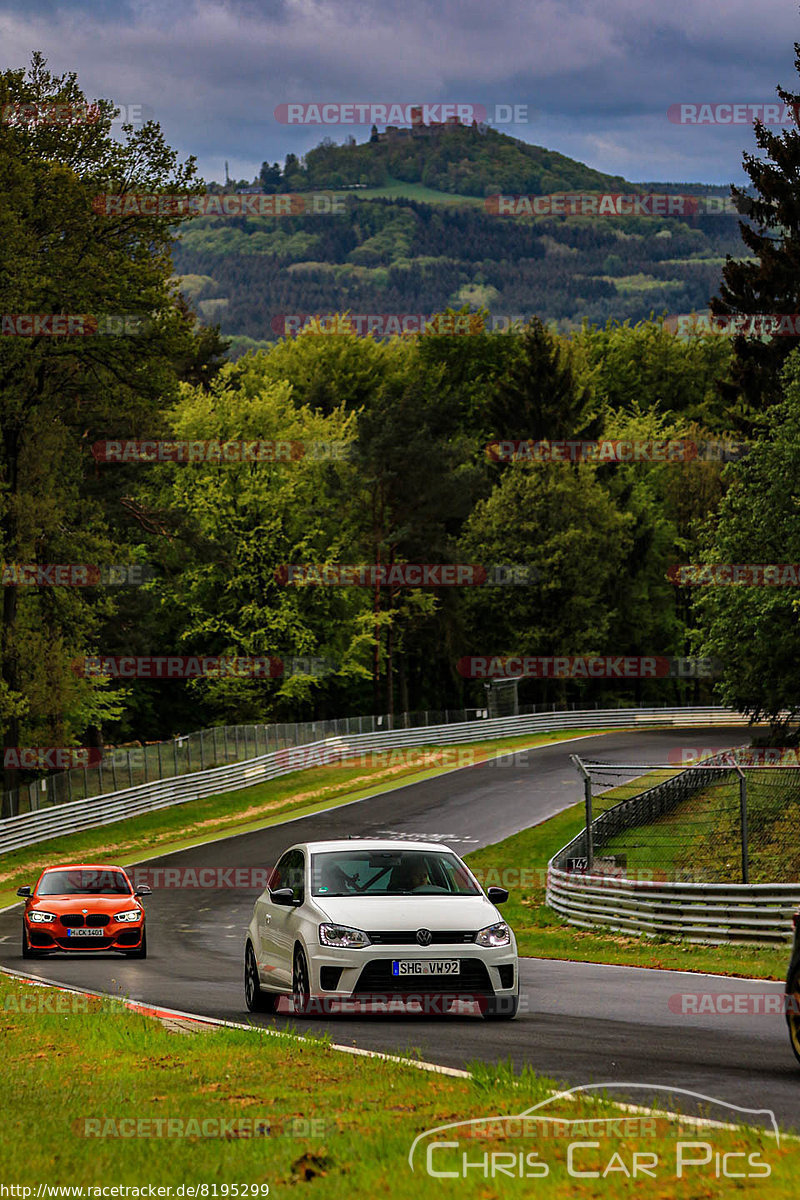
{"left": 245, "top": 942, "right": 278, "bottom": 1013}
{"left": 786, "top": 965, "right": 800, "bottom": 1065}
{"left": 482, "top": 991, "right": 519, "bottom": 1021}
{"left": 21, "top": 923, "right": 36, "bottom": 958}
{"left": 124, "top": 926, "right": 147, "bottom": 959}
{"left": 292, "top": 946, "right": 311, "bottom": 1016}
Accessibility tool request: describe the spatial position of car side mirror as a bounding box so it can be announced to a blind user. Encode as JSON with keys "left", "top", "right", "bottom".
{"left": 271, "top": 887, "right": 300, "bottom": 907}
{"left": 134, "top": 885, "right": 152, "bottom": 897}
{"left": 487, "top": 886, "right": 509, "bottom": 905}
{"left": 16, "top": 886, "right": 31, "bottom": 898}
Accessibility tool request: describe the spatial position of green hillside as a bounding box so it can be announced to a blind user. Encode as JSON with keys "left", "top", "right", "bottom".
{"left": 175, "top": 125, "right": 750, "bottom": 347}
{"left": 283, "top": 123, "right": 632, "bottom": 197}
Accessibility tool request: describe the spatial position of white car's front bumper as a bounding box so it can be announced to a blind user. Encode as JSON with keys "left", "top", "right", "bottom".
{"left": 309, "top": 941, "right": 518, "bottom": 1004}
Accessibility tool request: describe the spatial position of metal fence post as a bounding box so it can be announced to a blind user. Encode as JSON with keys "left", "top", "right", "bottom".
{"left": 174, "top": 739, "right": 179, "bottom": 776}
{"left": 736, "top": 764, "right": 749, "bottom": 884}
{"left": 571, "top": 754, "right": 593, "bottom": 872}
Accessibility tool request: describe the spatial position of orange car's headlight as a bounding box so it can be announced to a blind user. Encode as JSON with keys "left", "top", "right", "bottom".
{"left": 114, "top": 908, "right": 142, "bottom": 923}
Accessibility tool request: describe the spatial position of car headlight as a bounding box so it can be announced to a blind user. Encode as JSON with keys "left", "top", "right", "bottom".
{"left": 114, "top": 909, "right": 143, "bottom": 923}
{"left": 319, "top": 923, "right": 371, "bottom": 949}
{"left": 28, "top": 910, "right": 56, "bottom": 923}
{"left": 476, "top": 921, "right": 511, "bottom": 948}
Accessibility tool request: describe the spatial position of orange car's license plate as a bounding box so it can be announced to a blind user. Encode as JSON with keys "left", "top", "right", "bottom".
{"left": 67, "top": 929, "right": 104, "bottom": 938}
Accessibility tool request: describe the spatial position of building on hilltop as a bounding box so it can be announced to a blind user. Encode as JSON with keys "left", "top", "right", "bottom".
{"left": 373, "top": 108, "right": 472, "bottom": 142}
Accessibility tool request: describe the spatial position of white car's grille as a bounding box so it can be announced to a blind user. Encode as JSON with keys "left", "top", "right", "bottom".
{"left": 366, "top": 930, "right": 477, "bottom": 946}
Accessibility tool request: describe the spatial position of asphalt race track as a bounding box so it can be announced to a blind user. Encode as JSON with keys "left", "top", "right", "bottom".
{"left": 1, "top": 726, "right": 796, "bottom": 1131}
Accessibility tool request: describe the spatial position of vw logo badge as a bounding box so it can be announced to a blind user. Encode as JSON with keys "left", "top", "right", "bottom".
{"left": 416, "top": 928, "right": 432, "bottom": 947}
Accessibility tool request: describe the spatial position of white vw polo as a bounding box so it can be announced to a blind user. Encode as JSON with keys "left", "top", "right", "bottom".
{"left": 244, "top": 839, "right": 518, "bottom": 1019}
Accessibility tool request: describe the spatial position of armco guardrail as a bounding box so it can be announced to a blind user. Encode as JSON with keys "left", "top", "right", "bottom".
{"left": 546, "top": 871, "right": 800, "bottom": 943}
{"left": 547, "top": 748, "right": 800, "bottom": 943}
{"left": 0, "top": 706, "right": 748, "bottom": 856}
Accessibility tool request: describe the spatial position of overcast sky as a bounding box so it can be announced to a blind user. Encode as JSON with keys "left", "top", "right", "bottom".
{"left": 2, "top": 0, "right": 798, "bottom": 186}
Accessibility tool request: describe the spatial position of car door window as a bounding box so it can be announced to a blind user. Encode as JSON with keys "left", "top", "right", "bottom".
{"left": 270, "top": 850, "right": 305, "bottom": 904}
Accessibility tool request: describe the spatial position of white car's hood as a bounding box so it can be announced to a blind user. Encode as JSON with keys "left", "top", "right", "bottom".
{"left": 313, "top": 894, "right": 501, "bottom": 931}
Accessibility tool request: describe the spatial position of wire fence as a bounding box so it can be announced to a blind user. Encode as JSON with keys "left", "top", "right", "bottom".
{"left": 0, "top": 697, "right": 658, "bottom": 820}
{"left": 558, "top": 752, "right": 800, "bottom": 885}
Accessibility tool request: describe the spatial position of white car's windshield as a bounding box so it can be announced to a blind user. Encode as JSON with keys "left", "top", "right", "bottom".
{"left": 311, "top": 850, "right": 481, "bottom": 896}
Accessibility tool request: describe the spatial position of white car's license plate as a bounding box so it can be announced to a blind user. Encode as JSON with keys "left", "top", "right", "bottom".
{"left": 392, "top": 960, "right": 460, "bottom": 976}
{"left": 67, "top": 928, "right": 104, "bottom": 938}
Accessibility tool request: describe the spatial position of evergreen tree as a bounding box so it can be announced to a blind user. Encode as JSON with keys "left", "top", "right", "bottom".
{"left": 488, "top": 318, "right": 600, "bottom": 443}
{"left": 710, "top": 45, "right": 800, "bottom": 422}
{"left": 259, "top": 160, "right": 282, "bottom": 192}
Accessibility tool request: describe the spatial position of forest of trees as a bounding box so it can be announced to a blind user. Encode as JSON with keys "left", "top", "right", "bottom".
{"left": 173, "top": 195, "right": 746, "bottom": 346}
{"left": 4, "top": 50, "right": 800, "bottom": 786}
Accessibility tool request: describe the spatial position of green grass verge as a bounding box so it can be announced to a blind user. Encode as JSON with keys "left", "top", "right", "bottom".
{"left": 0, "top": 729, "right": 613, "bottom": 911}
{"left": 0, "top": 973, "right": 791, "bottom": 1193}
{"left": 464, "top": 807, "right": 789, "bottom": 980}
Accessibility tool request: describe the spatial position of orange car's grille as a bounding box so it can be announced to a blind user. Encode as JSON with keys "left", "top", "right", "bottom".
{"left": 60, "top": 913, "right": 111, "bottom": 928}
